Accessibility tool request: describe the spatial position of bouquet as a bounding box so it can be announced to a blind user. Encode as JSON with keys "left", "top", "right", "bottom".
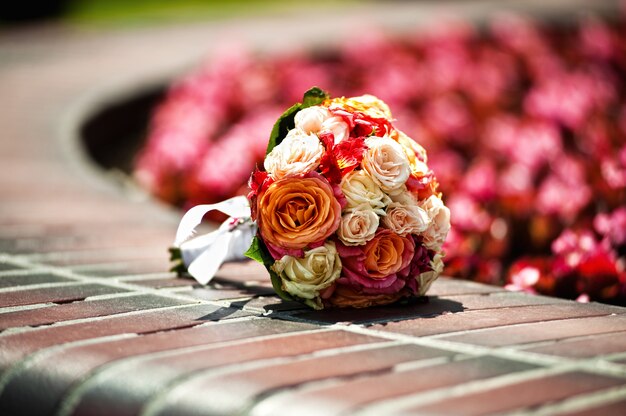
{"left": 173, "top": 88, "right": 450, "bottom": 309}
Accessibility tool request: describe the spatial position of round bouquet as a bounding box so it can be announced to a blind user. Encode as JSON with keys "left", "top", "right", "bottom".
{"left": 245, "top": 87, "right": 450, "bottom": 309}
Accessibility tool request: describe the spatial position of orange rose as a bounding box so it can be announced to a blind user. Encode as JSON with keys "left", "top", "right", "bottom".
{"left": 257, "top": 173, "right": 341, "bottom": 251}
{"left": 338, "top": 229, "right": 415, "bottom": 293}
{"left": 363, "top": 229, "right": 414, "bottom": 279}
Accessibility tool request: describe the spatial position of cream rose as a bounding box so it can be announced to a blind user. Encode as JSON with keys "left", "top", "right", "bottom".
{"left": 271, "top": 241, "right": 342, "bottom": 309}
{"left": 399, "top": 135, "right": 432, "bottom": 190}
{"left": 264, "top": 128, "right": 324, "bottom": 179}
{"left": 294, "top": 105, "right": 349, "bottom": 143}
{"left": 337, "top": 206, "right": 379, "bottom": 246}
{"left": 383, "top": 200, "right": 429, "bottom": 236}
{"left": 362, "top": 136, "right": 411, "bottom": 193}
{"left": 417, "top": 253, "right": 444, "bottom": 296}
{"left": 340, "top": 170, "right": 390, "bottom": 215}
{"left": 396, "top": 130, "right": 428, "bottom": 164}
{"left": 420, "top": 195, "right": 451, "bottom": 250}
{"left": 294, "top": 106, "right": 332, "bottom": 133}
{"left": 322, "top": 116, "right": 349, "bottom": 144}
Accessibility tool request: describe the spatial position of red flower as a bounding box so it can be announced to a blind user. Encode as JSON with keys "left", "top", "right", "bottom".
{"left": 335, "top": 136, "right": 367, "bottom": 174}
{"left": 247, "top": 167, "right": 271, "bottom": 221}
{"left": 330, "top": 108, "right": 393, "bottom": 138}
{"left": 318, "top": 132, "right": 343, "bottom": 184}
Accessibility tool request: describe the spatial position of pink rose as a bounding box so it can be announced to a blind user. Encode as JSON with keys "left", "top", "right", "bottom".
{"left": 337, "top": 229, "right": 415, "bottom": 294}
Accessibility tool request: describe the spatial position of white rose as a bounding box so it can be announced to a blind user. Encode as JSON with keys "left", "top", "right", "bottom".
{"left": 340, "top": 170, "right": 390, "bottom": 215}
{"left": 383, "top": 201, "right": 429, "bottom": 236}
{"left": 322, "top": 116, "right": 349, "bottom": 144}
{"left": 362, "top": 136, "right": 411, "bottom": 193}
{"left": 271, "top": 242, "right": 342, "bottom": 309}
{"left": 386, "top": 183, "right": 411, "bottom": 199}
{"left": 420, "top": 195, "right": 451, "bottom": 250}
{"left": 294, "top": 106, "right": 332, "bottom": 134}
{"left": 417, "top": 253, "right": 444, "bottom": 296}
{"left": 388, "top": 187, "right": 412, "bottom": 204}
{"left": 294, "top": 106, "right": 349, "bottom": 144}
{"left": 264, "top": 128, "right": 324, "bottom": 179}
{"left": 337, "top": 207, "right": 379, "bottom": 246}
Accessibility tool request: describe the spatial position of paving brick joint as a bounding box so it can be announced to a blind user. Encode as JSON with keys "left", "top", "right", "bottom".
{"left": 1, "top": 2, "right": 626, "bottom": 415}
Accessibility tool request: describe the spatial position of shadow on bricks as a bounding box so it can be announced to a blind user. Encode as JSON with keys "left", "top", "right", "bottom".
{"left": 287, "top": 296, "right": 465, "bottom": 325}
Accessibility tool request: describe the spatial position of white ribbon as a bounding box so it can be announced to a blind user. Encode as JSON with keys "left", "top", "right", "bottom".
{"left": 173, "top": 196, "right": 256, "bottom": 285}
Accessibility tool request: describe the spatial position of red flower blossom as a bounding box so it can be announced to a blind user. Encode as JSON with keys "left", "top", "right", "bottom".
{"left": 318, "top": 132, "right": 343, "bottom": 184}
{"left": 334, "top": 136, "right": 366, "bottom": 174}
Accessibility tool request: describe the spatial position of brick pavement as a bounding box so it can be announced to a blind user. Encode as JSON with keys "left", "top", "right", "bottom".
{"left": 1, "top": 2, "right": 625, "bottom": 415}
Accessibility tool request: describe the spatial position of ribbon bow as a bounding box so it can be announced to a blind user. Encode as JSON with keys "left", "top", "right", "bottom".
{"left": 173, "top": 196, "right": 256, "bottom": 284}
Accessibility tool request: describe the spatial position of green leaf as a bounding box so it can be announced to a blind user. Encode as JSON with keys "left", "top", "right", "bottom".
{"left": 244, "top": 235, "right": 273, "bottom": 266}
{"left": 168, "top": 246, "right": 187, "bottom": 275}
{"left": 302, "top": 86, "right": 329, "bottom": 107}
{"left": 265, "top": 86, "right": 329, "bottom": 155}
{"left": 245, "top": 237, "right": 294, "bottom": 302}
{"left": 169, "top": 246, "right": 181, "bottom": 261}
{"left": 266, "top": 102, "right": 301, "bottom": 155}
{"left": 244, "top": 236, "right": 264, "bottom": 264}
{"left": 268, "top": 268, "right": 294, "bottom": 302}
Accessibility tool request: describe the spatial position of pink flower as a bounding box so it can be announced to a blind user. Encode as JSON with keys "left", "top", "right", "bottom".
{"left": 498, "top": 163, "right": 533, "bottom": 198}
{"left": 461, "top": 159, "right": 497, "bottom": 202}
{"left": 427, "top": 150, "right": 464, "bottom": 191}
{"left": 447, "top": 194, "right": 491, "bottom": 233}
{"left": 411, "top": 242, "right": 432, "bottom": 271}
{"left": 187, "top": 111, "right": 277, "bottom": 202}
{"left": 536, "top": 175, "right": 591, "bottom": 220}
{"left": 461, "top": 47, "right": 517, "bottom": 106}
{"left": 525, "top": 70, "right": 613, "bottom": 130}
{"left": 421, "top": 95, "right": 472, "bottom": 144}
{"left": 484, "top": 117, "right": 562, "bottom": 174}
{"left": 505, "top": 266, "right": 540, "bottom": 294}
{"left": 505, "top": 258, "right": 554, "bottom": 296}
{"left": 595, "top": 208, "right": 626, "bottom": 247}
{"left": 490, "top": 14, "right": 547, "bottom": 56}
{"left": 601, "top": 145, "right": 626, "bottom": 189}
{"left": 552, "top": 229, "right": 625, "bottom": 302}
{"left": 579, "top": 17, "right": 616, "bottom": 60}
{"left": 337, "top": 229, "right": 415, "bottom": 294}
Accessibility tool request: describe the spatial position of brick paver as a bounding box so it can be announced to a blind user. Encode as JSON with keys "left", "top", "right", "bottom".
{"left": 521, "top": 331, "right": 626, "bottom": 359}
{"left": 0, "top": 293, "right": 194, "bottom": 330}
{"left": 408, "top": 371, "right": 625, "bottom": 416}
{"left": 67, "top": 330, "right": 386, "bottom": 416}
{"left": 0, "top": 283, "right": 130, "bottom": 308}
{"left": 248, "top": 356, "right": 538, "bottom": 416}
{"left": 1, "top": 1, "right": 625, "bottom": 415}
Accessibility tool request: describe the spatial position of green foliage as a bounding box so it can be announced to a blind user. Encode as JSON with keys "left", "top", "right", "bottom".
{"left": 302, "top": 86, "right": 329, "bottom": 107}
{"left": 245, "top": 236, "right": 294, "bottom": 301}
{"left": 266, "top": 102, "right": 301, "bottom": 155}
{"left": 268, "top": 268, "right": 294, "bottom": 302}
{"left": 244, "top": 236, "right": 271, "bottom": 265}
{"left": 265, "top": 86, "right": 329, "bottom": 155}
{"left": 168, "top": 246, "right": 188, "bottom": 275}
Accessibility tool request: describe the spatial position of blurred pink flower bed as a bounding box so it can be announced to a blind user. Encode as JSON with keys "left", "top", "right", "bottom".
{"left": 135, "top": 13, "right": 626, "bottom": 305}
